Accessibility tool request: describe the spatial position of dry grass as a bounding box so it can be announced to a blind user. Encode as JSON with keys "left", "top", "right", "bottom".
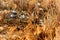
{"left": 0, "top": 0, "right": 59, "bottom": 40}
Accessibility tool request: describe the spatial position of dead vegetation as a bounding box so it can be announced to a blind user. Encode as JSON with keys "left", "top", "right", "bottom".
{"left": 0, "top": 0, "right": 59, "bottom": 40}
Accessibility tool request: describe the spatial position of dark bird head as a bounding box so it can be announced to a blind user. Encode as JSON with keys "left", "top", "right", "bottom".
{"left": 10, "top": 10, "right": 17, "bottom": 18}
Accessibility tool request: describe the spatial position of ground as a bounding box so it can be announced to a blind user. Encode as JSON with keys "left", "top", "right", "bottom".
{"left": 0, "top": 0, "right": 60, "bottom": 40}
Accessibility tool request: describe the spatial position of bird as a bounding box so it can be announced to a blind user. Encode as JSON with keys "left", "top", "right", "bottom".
{"left": 10, "top": 10, "right": 17, "bottom": 18}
